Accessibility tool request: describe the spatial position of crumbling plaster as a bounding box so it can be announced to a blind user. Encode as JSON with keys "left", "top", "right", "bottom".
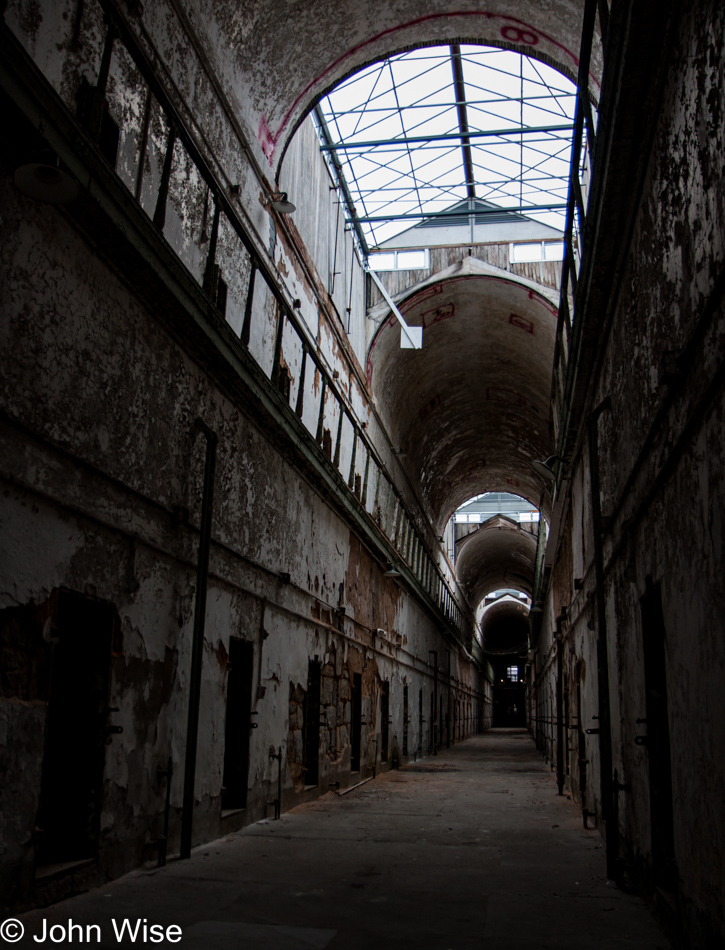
{"left": 0, "top": 146, "right": 484, "bottom": 905}
{"left": 532, "top": 1, "right": 725, "bottom": 942}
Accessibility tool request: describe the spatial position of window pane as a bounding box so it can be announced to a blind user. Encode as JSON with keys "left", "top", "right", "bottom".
{"left": 369, "top": 253, "right": 396, "bottom": 271}
{"left": 511, "top": 243, "right": 543, "bottom": 263}
{"left": 544, "top": 241, "right": 565, "bottom": 261}
{"left": 397, "top": 250, "right": 427, "bottom": 270}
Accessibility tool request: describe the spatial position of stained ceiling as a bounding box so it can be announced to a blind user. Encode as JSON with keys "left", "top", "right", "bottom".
{"left": 190, "top": 0, "right": 602, "bottom": 171}
{"left": 366, "top": 256, "right": 557, "bottom": 529}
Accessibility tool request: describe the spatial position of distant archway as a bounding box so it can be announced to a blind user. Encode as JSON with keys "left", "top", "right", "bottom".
{"left": 455, "top": 514, "right": 538, "bottom": 610}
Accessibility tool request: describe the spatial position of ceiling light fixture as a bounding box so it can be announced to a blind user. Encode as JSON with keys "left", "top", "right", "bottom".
{"left": 269, "top": 191, "right": 296, "bottom": 213}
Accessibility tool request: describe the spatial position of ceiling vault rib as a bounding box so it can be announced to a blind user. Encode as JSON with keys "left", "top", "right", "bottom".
{"left": 450, "top": 44, "right": 476, "bottom": 200}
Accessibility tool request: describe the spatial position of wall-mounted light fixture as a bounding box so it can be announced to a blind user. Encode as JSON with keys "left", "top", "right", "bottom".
{"left": 14, "top": 160, "right": 79, "bottom": 204}
{"left": 269, "top": 191, "right": 296, "bottom": 213}
{"left": 531, "top": 455, "right": 560, "bottom": 481}
{"left": 384, "top": 567, "right": 401, "bottom": 577}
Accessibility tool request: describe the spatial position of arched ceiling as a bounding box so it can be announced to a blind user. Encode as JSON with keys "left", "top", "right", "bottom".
{"left": 366, "top": 257, "right": 557, "bottom": 529}
{"left": 480, "top": 599, "right": 530, "bottom": 654}
{"left": 192, "top": 0, "right": 602, "bottom": 168}
{"left": 456, "top": 515, "right": 538, "bottom": 608}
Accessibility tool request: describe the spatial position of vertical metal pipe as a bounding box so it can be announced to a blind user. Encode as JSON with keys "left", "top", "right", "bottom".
{"left": 556, "top": 630, "right": 565, "bottom": 794}
{"left": 295, "top": 344, "right": 307, "bottom": 418}
{"left": 153, "top": 123, "right": 177, "bottom": 231}
{"left": 89, "top": 22, "right": 116, "bottom": 140}
{"left": 241, "top": 261, "right": 257, "bottom": 346}
{"left": 429, "top": 650, "right": 438, "bottom": 755}
{"left": 316, "top": 376, "right": 327, "bottom": 444}
{"left": 134, "top": 87, "right": 152, "bottom": 203}
{"left": 361, "top": 451, "right": 371, "bottom": 506}
{"left": 180, "top": 421, "right": 217, "bottom": 859}
{"left": 348, "top": 425, "right": 357, "bottom": 487}
{"left": 271, "top": 307, "right": 286, "bottom": 387}
{"left": 333, "top": 405, "right": 344, "bottom": 467}
{"left": 203, "top": 199, "right": 220, "bottom": 294}
{"left": 446, "top": 649, "right": 452, "bottom": 748}
{"left": 277, "top": 745, "right": 282, "bottom": 818}
{"left": 588, "top": 396, "right": 616, "bottom": 878}
{"left": 157, "top": 756, "right": 173, "bottom": 868}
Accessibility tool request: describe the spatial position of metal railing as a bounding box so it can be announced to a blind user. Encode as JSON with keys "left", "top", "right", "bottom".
{"left": 551, "top": 0, "right": 605, "bottom": 449}
{"left": 3, "top": 0, "right": 472, "bottom": 649}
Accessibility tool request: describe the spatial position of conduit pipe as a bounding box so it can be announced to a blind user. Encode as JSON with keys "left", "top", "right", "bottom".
{"left": 556, "top": 625, "right": 565, "bottom": 795}
{"left": 587, "top": 397, "right": 616, "bottom": 878}
{"left": 180, "top": 420, "right": 218, "bottom": 859}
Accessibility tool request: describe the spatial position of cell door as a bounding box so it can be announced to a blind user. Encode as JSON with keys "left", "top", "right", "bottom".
{"left": 222, "top": 638, "right": 254, "bottom": 810}
{"left": 402, "top": 684, "right": 409, "bottom": 757}
{"left": 350, "top": 672, "right": 362, "bottom": 772}
{"left": 381, "top": 680, "right": 390, "bottom": 763}
{"left": 303, "top": 660, "right": 322, "bottom": 786}
{"left": 37, "top": 591, "right": 114, "bottom": 867}
{"left": 418, "top": 688, "right": 423, "bottom": 754}
{"left": 639, "top": 580, "right": 677, "bottom": 892}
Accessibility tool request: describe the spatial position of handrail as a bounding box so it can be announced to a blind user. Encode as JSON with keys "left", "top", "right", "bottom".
{"left": 551, "top": 0, "right": 600, "bottom": 452}
{"left": 3, "top": 0, "right": 475, "bottom": 652}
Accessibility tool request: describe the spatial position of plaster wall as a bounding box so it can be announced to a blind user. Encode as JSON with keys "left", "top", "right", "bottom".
{"left": 533, "top": 2, "right": 725, "bottom": 943}
{"left": 0, "top": 158, "right": 484, "bottom": 908}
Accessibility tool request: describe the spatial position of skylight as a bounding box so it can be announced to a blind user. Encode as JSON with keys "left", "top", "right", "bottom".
{"left": 316, "top": 45, "right": 579, "bottom": 250}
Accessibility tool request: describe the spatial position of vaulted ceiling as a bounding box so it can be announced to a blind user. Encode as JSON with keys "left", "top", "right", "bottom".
{"left": 366, "top": 257, "right": 557, "bottom": 529}
{"left": 455, "top": 515, "right": 538, "bottom": 608}
{"left": 480, "top": 599, "right": 531, "bottom": 654}
{"left": 184, "top": 0, "right": 602, "bottom": 170}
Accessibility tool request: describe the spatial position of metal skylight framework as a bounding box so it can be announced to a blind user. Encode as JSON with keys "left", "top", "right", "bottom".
{"left": 316, "top": 45, "right": 580, "bottom": 250}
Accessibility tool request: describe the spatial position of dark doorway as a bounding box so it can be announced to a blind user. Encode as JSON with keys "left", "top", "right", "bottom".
{"left": 418, "top": 688, "right": 423, "bottom": 754}
{"left": 380, "top": 680, "right": 390, "bottom": 764}
{"left": 640, "top": 579, "right": 677, "bottom": 893}
{"left": 402, "top": 684, "right": 409, "bottom": 757}
{"left": 222, "top": 638, "right": 254, "bottom": 810}
{"left": 350, "top": 672, "right": 362, "bottom": 772}
{"left": 491, "top": 656, "right": 527, "bottom": 726}
{"left": 429, "top": 692, "right": 435, "bottom": 753}
{"left": 303, "top": 659, "right": 322, "bottom": 786}
{"left": 37, "top": 591, "right": 113, "bottom": 867}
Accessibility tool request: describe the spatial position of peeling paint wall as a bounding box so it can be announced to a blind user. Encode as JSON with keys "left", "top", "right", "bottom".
{"left": 0, "top": 0, "right": 488, "bottom": 910}
{"left": 532, "top": 2, "right": 725, "bottom": 945}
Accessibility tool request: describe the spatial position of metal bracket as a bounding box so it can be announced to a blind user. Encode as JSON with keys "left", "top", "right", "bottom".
{"left": 365, "top": 264, "right": 422, "bottom": 349}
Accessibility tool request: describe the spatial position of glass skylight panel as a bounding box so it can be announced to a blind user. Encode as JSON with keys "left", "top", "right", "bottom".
{"left": 317, "top": 44, "right": 581, "bottom": 247}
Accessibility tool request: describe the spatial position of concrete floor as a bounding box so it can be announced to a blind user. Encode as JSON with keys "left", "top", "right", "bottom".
{"left": 16, "top": 730, "right": 669, "bottom": 949}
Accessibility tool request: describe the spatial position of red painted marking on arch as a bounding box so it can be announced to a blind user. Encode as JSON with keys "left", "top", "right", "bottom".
{"left": 400, "top": 283, "right": 443, "bottom": 313}
{"left": 509, "top": 313, "right": 534, "bottom": 334}
{"left": 258, "top": 11, "right": 596, "bottom": 163}
{"left": 528, "top": 288, "right": 558, "bottom": 317}
{"left": 421, "top": 302, "right": 455, "bottom": 328}
{"left": 399, "top": 273, "right": 559, "bottom": 319}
